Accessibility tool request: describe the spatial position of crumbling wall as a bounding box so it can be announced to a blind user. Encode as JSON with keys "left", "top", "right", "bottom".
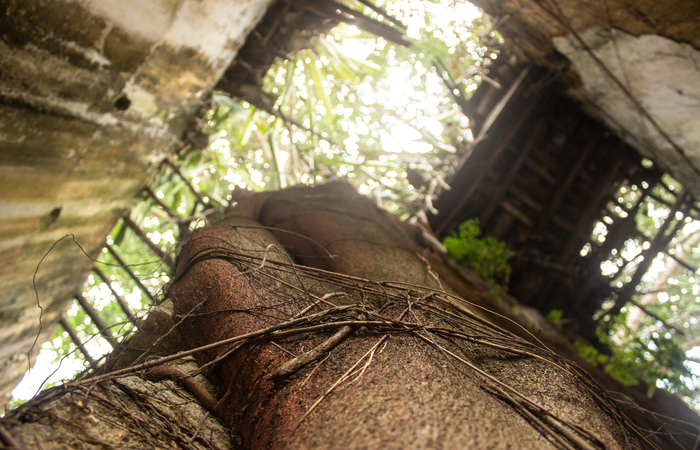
{"left": 0, "top": 0, "right": 273, "bottom": 404}
{"left": 471, "top": 0, "right": 700, "bottom": 196}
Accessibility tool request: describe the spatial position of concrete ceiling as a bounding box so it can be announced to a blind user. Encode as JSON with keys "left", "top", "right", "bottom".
{"left": 0, "top": 0, "right": 272, "bottom": 404}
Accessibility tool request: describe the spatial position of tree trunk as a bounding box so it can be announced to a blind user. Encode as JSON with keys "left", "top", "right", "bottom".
{"left": 0, "top": 182, "right": 684, "bottom": 449}
{"left": 167, "top": 182, "right": 640, "bottom": 449}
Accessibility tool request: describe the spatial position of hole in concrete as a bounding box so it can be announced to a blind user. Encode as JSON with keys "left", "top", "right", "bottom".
{"left": 114, "top": 94, "right": 131, "bottom": 111}
{"left": 47, "top": 207, "right": 61, "bottom": 225}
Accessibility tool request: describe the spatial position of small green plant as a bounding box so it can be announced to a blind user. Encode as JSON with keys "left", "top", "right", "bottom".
{"left": 574, "top": 341, "right": 610, "bottom": 369}
{"left": 443, "top": 218, "right": 514, "bottom": 297}
{"left": 546, "top": 309, "right": 564, "bottom": 328}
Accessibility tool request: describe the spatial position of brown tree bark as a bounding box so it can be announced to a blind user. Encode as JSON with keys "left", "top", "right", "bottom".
{"left": 166, "top": 182, "right": 644, "bottom": 449}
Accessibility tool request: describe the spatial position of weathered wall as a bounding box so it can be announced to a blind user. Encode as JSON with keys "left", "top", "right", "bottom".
{"left": 0, "top": 0, "right": 273, "bottom": 404}
{"left": 471, "top": 0, "right": 700, "bottom": 196}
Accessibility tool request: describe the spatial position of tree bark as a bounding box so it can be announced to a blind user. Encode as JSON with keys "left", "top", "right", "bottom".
{"left": 167, "top": 182, "right": 641, "bottom": 449}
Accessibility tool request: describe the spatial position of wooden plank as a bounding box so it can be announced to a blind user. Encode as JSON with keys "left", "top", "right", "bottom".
{"left": 501, "top": 200, "right": 534, "bottom": 226}
{"left": 461, "top": 67, "right": 532, "bottom": 170}
{"left": 508, "top": 186, "right": 543, "bottom": 212}
{"left": 550, "top": 213, "right": 575, "bottom": 232}
{"left": 512, "top": 172, "right": 550, "bottom": 201}
{"left": 536, "top": 134, "right": 598, "bottom": 230}
{"left": 479, "top": 119, "right": 549, "bottom": 227}
{"left": 435, "top": 87, "right": 542, "bottom": 235}
{"left": 523, "top": 158, "right": 557, "bottom": 185}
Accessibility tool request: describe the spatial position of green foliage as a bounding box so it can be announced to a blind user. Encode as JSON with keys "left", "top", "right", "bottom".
{"left": 546, "top": 309, "right": 564, "bottom": 328}
{"left": 575, "top": 321, "right": 696, "bottom": 398}
{"left": 602, "top": 314, "right": 695, "bottom": 397}
{"left": 6, "top": 397, "right": 27, "bottom": 411}
{"left": 586, "top": 170, "right": 700, "bottom": 404}
{"left": 574, "top": 341, "right": 610, "bottom": 368}
{"left": 443, "top": 218, "right": 513, "bottom": 296}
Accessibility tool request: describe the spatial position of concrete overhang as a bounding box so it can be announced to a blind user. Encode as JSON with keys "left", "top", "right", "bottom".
{"left": 0, "top": 0, "right": 273, "bottom": 403}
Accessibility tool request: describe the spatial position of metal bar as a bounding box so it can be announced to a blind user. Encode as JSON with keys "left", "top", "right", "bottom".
{"left": 58, "top": 317, "right": 98, "bottom": 370}
{"left": 629, "top": 299, "right": 687, "bottom": 336}
{"left": 666, "top": 252, "right": 699, "bottom": 274}
{"left": 105, "top": 244, "right": 157, "bottom": 304}
{"left": 144, "top": 186, "right": 178, "bottom": 218}
{"left": 647, "top": 192, "right": 673, "bottom": 208}
{"left": 145, "top": 186, "right": 195, "bottom": 239}
{"left": 74, "top": 293, "right": 118, "bottom": 348}
{"left": 92, "top": 266, "right": 138, "bottom": 326}
{"left": 122, "top": 215, "right": 175, "bottom": 268}
{"left": 608, "top": 190, "right": 688, "bottom": 316}
{"left": 163, "top": 159, "right": 209, "bottom": 207}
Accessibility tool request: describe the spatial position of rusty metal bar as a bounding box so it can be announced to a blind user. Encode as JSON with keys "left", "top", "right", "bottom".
{"left": 58, "top": 317, "right": 98, "bottom": 371}
{"left": 144, "top": 186, "right": 195, "bottom": 239}
{"left": 105, "top": 244, "right": 157, "bottom": 305}
{"left": 74, "top": 293, "right": 118, "bottom": 348}
{"left": 163, "top": 159, "right": 209, "bottom": 207}
{"left": 608, "top": 189, "right": 689, "bottom": 316}
{"left": 92, "top": 266, "right": 138, "bottom": 326}
{"left": 144, "top": 186, "right": 178, "bottom": 218}
{"left": 122, "top": 215, "right": 175, "bottom": 268}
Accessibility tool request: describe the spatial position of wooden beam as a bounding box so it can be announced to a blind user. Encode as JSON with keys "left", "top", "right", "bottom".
{"left": 536, "top": 134, "right": 598, "bottom": 231}
{"left": 508, "top": 186, "right": 543, "bottom": 212}
{"left": 523, "top": 158, "right": 557, "bottom": 185}
{"left": 550, "top": 213, "right": 574, "bottom": 232}
{"left": 435, "top": 89, "right": 541, "bottom": 235}
{"left": 501, "top": 200, "right": 533, "bottom": 226}
{"left": 479, "top": 119, "right": 548, "bottom": 227}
